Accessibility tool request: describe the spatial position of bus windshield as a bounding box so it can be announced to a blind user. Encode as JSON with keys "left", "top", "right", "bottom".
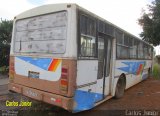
{"left": 14, "top": 11, "right": 67, "bottom": 54}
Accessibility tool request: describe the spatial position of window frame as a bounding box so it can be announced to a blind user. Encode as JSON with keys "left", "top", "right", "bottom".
{"left": 78, "top": 11, "right": 98, "bottom": 59}
{"left": 13, "top": 10, "right": 68, "bottom": 54}
{"left": 116, "top": 31, "right": 153, "bottom": 60}
{"left": 80, "top": 34, "right": 96, "bottom": 57}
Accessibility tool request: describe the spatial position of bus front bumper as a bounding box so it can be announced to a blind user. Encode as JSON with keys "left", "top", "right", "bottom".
{"left": 8, "top": 83, "right": 74, "bottom": 111}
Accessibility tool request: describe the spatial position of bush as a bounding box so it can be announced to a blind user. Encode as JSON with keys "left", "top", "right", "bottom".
{"left": 152, "top": 64, "right": 160, "bottom": 79}
{"left": 0, "top": 19, "right": 12, "bottom": 68}
{"left": 0, "top": 66, "right": 9, "bottom": 75}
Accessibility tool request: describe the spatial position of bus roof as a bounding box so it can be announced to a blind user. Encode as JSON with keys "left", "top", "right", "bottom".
{"left": 15, "top": 3, "right": 72, "bottom": 20}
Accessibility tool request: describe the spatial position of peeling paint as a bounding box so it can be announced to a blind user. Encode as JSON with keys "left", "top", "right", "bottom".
{"left": 14, "top": 11, "right": 67, "bottom": 53}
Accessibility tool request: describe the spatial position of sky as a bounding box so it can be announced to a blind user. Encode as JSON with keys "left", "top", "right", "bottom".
{"left": 0, "top": 0, "right": 159, "bottom": 55}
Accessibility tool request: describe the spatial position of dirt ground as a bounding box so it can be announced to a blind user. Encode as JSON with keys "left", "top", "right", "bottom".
{"left": 0, "top": 77, "right": 160, "bottom": 116}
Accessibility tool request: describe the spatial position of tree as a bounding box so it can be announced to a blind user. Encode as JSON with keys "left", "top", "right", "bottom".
{"left": 138, "top": 0, "right": 160, "bottom": 46}
{"left": 0, "top": 19, "right": 13, "bottom": 67}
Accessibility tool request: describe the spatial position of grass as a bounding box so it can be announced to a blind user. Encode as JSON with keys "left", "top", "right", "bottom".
{"left": 0, "top": 66, "right": 9, "bottom": 75}
{"left": 152, "top": 63, "right": 160, "bottom": 79}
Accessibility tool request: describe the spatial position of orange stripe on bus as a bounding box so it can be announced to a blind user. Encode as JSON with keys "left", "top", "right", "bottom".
{"left": 136, "top": 64, "right": 144, "bottom": 75}
{"left": 52, "top": 59, "right": 61, "bottom": 72}
{"left": 48, "top": 59, "right": 61, "bottom": 72}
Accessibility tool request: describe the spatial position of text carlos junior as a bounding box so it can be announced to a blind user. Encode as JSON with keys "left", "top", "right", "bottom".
{"left": 6, "top": 100, "right": 32, "bottom": 107}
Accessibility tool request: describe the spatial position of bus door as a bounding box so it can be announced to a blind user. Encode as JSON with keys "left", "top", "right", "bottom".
{"left": 95, "top": 33, "right": 112, "bottom": 102}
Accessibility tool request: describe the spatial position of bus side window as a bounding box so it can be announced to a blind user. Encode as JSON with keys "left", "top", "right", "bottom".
{"left": 144, "top": 44, "right": 148, "bottom": 59}
{"left": 81, "top": 41, "right": 86, "bottom": 56}
{"left": 131, "top": 39, "right": 138, "bottom": 59}
{"left": 80, "top": 35, "right": 96, "bottom": 57}
{"left": 138, "top": 41, "right": 144, "bottom": 59}
{"left": 116, "top": 29, "right": 123, "bottom": 59}
{"left": 79, "top": 14, "right": 96, "bottom": 58}
{"left": 148, "top": 47, "right": 153, "bottom": 59}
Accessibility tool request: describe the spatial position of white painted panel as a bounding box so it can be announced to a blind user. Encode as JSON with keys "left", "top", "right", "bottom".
{"left": 125, "top": 74, "right": 137, "bottom": 89}
{"left": 95, "top": 76, "right": 110, "bottom": 95}
{"left": 78, "top": 84, "right": 96, "bottom": 93}
{"left": 104, "top": 77, "right": 110, "bottom": 95}
{"left": 95, "top": 79, "right": 103, "bottom": 94}
{"left": 77, "top": 60, "right": 98, "bottom": 86}
{"left": 114, "top": 60, "right": 152, "bottom": 76}
{"left": 15, "top": 57, "right": 61, "bottom": 81}
{"left": 114, "top": 60, "right": 152, "bottom": 90}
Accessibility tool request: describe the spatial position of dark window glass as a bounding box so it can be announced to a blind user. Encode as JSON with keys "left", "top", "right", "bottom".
{"left": 116, "top": 32, "right": 152, "bottom": 59}
{"left": 80, "top": 15, "right": 96, "bottom": 37}
{"left": 138, "top": 41, "right": 144, "bottom": 59}
{"left": 149, "top": 46, "right": 153, "bottom": 59}
{"left": 121, "top": 46, "right": 129, "bottom": 58}
{"left": 98, "top": 21, "right": 105, "bottom": 33}
{"left": 79, "top": 14, "right": 96, "bottom": 58}
{"left": 106, "top": 39, "right": 112, "bottom": 76}
{"left": 144, "top": 44, "right": 148, "bottom": 59}
{"left": 116, "top": 30, "right": 123, "bottom": 44}
{"left": 97, "top": 37, "right": 104, "bottom": 79}
{"left": 129, "top": 38, "right": 134, "bottom": 58}
{"left": 124, "top": 35, "right": 129, "bottom": 46}
{"left": 98, "top": 21, "right": 114, "bottom": 36}
{"left": 80, "top": 35, "right": 96, "bottom": 57}
{"left": 132, "top": 39, "right": 138, "bottom": 58}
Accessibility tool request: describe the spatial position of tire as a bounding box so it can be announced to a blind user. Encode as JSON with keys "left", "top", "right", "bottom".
{"left": 148, "top": 68, "right": 151, "bottom": 78}
{"left": 115, "top": 76, "right": 126, "bottom": 99}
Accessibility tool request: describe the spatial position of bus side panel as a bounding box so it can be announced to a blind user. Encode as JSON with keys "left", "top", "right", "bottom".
{"left": 113, "top": 60, "right": 152, "bottom": 92}
{"left": 134, "top": 60, "right": 152, "bottom": 84}
{"left": 73, "top": 60, "right": 99, "bottom": 112}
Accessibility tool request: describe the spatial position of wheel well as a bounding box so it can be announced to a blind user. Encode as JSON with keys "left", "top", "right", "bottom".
{"left": 114, "top": 73, "right": 126, "bottom": 98}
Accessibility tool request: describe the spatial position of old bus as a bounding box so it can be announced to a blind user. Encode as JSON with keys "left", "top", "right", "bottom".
{"left": 9, "top": 4, "right": 153, "bottom": 112}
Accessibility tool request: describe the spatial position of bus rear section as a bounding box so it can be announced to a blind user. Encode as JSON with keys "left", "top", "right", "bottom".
{"left": 9, "top": 4, "right": 77, "bottom": 111}
{"left": 9, "top": 57, "right": 76, "bottom": 110}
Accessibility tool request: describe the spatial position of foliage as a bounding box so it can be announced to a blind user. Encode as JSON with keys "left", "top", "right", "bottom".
{"left": 0, "top": 66, "right": 9, "bottom": 74}
{"left": 138, "top": 0, "right": 160, "bottom": 46}
{"left": 0, "top": 19, "right": 13, "bottom": 68}
{"left": 152, "top": 63, "right": 160, "bottom": 79}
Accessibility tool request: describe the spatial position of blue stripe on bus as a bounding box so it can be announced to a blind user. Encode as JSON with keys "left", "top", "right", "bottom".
{"left": 17, "top": 56, "right": 52, "bottom": 70}
{"left": 73, "top": 90, "right": 103, "bottom": 112}
{"left": 118, "top": 61, "right": 145, "bottom": 75}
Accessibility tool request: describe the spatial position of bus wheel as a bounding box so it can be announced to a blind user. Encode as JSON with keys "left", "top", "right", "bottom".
{"left": 115, "top": 76, "right": 126, "bottom": 99}
{"left": 148, "top": 68, "right": 151, "bottom": 78}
